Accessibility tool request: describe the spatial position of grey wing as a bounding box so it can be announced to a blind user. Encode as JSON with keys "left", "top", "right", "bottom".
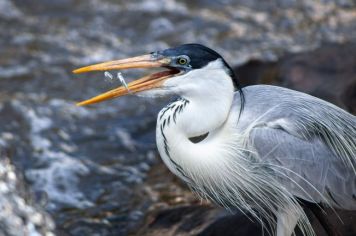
{"left": 234, "top": 85, "right": 356, "bottom": 209}
{"left": 250, "top": 126, "right": 356, "bottom": 210}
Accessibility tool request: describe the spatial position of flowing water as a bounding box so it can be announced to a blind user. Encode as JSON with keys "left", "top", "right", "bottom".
{"left": 0, "top": 0, "right": 355, "bottom": 235}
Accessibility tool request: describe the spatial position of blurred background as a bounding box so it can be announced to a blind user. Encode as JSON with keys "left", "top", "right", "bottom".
{"left": 0, "top": 0, "right": 355, "bottom": 235}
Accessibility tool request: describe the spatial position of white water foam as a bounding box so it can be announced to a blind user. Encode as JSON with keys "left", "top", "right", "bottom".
{"left": 11, "top": 99, "right": 93, "bottom": 209}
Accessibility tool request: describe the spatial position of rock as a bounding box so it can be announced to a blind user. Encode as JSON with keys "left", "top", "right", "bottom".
{"left": 234, "top": 42, "right": 356, "bottom": 114}
{"left": 139, "top": 205, "right": 224, "bottom": 236}
{"left": 0, "top": 152, "right": 55, "bottom": 236}
{"left": 136, "top": 162, "right": 267, "bottom": 236}
{"left": 341, "top": 80, "right": 356, "bottom": 114}
{"left": 140, "top": 204, "right": 354, "bottom": 236}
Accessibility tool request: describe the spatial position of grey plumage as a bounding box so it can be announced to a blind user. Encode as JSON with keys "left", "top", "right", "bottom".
{"left": 235, "top": 85, "right": 356, "bottom": 209}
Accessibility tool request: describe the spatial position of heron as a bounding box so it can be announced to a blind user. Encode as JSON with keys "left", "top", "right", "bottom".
{"left": 73, "top": 44, "right": 356, "bottom": 236}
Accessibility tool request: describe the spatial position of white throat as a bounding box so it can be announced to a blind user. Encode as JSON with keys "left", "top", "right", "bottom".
{"left": 163, "top": 59, "right": 235, "bottom": 137}
{"left": 156, "top": 59, "right": 235, "bottom": 179}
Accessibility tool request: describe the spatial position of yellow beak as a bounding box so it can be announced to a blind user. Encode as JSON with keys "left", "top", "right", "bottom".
{"left": 73, "top": 54, "right": 178, "bottom": 106}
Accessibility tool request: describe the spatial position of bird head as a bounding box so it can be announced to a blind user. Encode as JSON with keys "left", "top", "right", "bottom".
{"left": 74, "top": 44, "right": 239, "bottom": 106}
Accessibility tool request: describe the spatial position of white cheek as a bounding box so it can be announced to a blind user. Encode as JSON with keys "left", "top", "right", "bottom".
{"left": 135, "top": 88, "right": 172, "bottom": 98}
{"left": 163, "top": 59, "right": 233, "bottom": 98}
{"left": 163, "top": 75, "right": 183, "bottom": 88}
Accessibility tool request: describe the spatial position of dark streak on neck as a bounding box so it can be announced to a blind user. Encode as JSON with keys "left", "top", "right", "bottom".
{"left": 159, "top": 98, "right": 191, "bottom": 181}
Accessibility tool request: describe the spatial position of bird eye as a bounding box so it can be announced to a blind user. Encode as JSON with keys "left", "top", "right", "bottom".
{"left": 177, "top": 57, "right": 188, "bottom": 65}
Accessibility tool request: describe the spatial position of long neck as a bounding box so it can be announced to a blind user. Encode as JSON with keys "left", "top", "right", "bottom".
{"left": 156, "top": 72, "right": 235, "bottom": 180}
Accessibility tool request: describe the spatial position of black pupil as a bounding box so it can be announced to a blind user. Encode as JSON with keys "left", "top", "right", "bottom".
{"left": 179, "top": 58, "right": 186, "bottom": 64}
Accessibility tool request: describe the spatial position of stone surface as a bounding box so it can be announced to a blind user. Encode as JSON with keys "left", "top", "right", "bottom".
{"left": 137, "top": 161, "right": 356, "bottom": 236}
{"left": 0, "top": 152, "right": 55, "bottom": 236}
{"left": 234, "top": 42, "right": 356, "bottom": 114}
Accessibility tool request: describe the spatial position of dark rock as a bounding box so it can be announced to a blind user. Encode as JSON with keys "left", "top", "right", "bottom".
{"left": 234, "top": 42, "right": 356, "bottom": 114}
{"left": 197, "top": 212, "right": 263, "bottom": 236}
{"left": 142, "top": 205, "right": 221, "bottom": 236}
{"left": 139, "top": 204, "right": 264, "bottom": 236}
{"left": 138, "top": 195, "right": 356, "bottom": 236}
{"left": 341, "top": 80, "right": 356, "bottom": 114}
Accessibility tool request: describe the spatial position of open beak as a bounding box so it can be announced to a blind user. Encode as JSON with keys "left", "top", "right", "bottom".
{"left": 73, "top": 54, "right": 179, "bottom": 106}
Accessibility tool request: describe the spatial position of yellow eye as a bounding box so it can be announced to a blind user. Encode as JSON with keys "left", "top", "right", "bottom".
{"left": 178, "top": 57, "right": 187, "bottom": 65}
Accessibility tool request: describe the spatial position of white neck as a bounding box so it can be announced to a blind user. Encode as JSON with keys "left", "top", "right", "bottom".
{"left": 156, "top": 60, "right": 235, "bottom": 179}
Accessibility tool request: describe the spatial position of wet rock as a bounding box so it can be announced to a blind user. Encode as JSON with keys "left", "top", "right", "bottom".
{"left": 234, "top": 42, "right": 356, "bottom": 114}
{"left": 0, "top": 153, "right": 55, "bottom": 236}
{"left": 140, "top": 205, "right": 224, "bottom": 236}
{"left": 197, "top": 211, "right": 263, "bottom": 236}
{"left": 341, "top": 77, "right": 356, "bottom": 114}
{"left": 137, "top": 202, "right": 356, "bottom": 236}
{"left": 136, "top": 163, "right": 265, "bottom": 236}
{"left": 137, "top": 162, "right": 356, "bottom": 236}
